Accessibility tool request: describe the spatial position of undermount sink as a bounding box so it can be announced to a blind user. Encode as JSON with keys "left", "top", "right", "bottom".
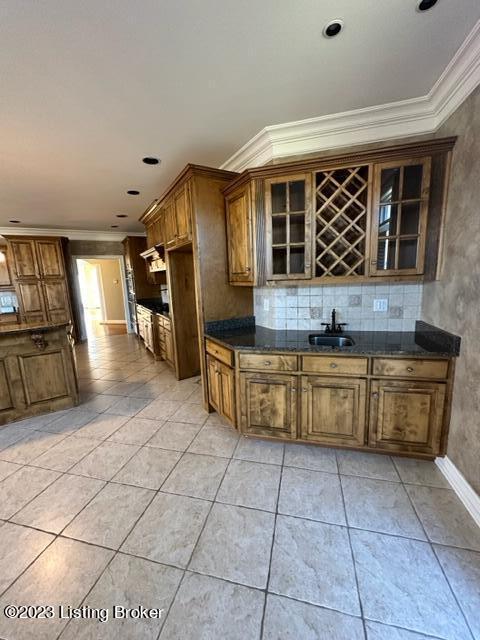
{"left": 308, "top": 334, "right": 355, "bottom": 347}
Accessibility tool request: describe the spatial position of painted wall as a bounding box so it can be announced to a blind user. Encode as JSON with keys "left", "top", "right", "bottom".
{"left": 422, "top": 85, "right": 480, "bottom": 493}
{"left": 254, "top": 283, "right": 422, "bottom": 332}
{"left": 86, "top": 259, "right": 126, "bottom": 322}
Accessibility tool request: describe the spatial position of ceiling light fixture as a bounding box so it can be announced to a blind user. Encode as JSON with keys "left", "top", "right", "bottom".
{"left": 127, "top": 190, "right": 140, "bottom": 195}
{"left": 9, "top": 219, "right": 21, "bottom": 223}
{"left": 116, "top": 214, "right": 128, "bottom": 218}
{"left": 323, "top": 20, "right": 343, "bottom": 38}
{"left": 417, "top": 0, "right": 438, "bottom": 11}
{"left": 142, "top": 157, "right": 160, "bottom": 165}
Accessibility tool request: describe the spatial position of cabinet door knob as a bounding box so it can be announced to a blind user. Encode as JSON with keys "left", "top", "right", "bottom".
{"left": 371, "top": 260, "right": 377, "bottom": 265}
{"left": 406, "top": 366, "right": 414, "bottom": 373}
{"left": 245, "top": 267, "right": 251, "bottom": 272}
{"left": 264, "top": 360, "right": 272, "bottom": 366}
{"left": 372, "top": 392, "right": 379, "bottom": 399}
{"left": 329, "top": 362, "right": 338, "bottom": 368}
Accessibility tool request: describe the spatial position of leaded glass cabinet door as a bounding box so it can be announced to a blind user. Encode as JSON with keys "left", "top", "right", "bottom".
{"left": 265, "top": 174, "right": 312, "bottom": 280}
{"left": 371, "top": 158, "right": 431, "bottom": 276}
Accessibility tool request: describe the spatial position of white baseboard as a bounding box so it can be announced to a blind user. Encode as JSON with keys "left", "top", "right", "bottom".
{"left": 436, "top": 456, "right": 480, "bottom": 528}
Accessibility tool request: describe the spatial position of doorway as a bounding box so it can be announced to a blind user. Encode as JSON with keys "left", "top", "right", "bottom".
{"left": 75, "top": 257, "right": 128, "bottom": 339}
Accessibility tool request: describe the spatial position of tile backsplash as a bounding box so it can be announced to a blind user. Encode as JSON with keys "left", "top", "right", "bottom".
{"left": 254, "top": 283, "right": 423, "bottom": 332}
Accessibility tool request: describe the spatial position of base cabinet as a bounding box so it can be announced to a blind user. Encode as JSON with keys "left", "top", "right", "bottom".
{"left": 239, "top": 372, "right": 296, "bottom": 439}
{"left": 368, "top": 379, "right": 446, "bottom": 455}
{"left": 207, "top": 354, "right": 236, "bottom": 427}
{"left": 300, "top": 375, "right": 366, "bottom": 446}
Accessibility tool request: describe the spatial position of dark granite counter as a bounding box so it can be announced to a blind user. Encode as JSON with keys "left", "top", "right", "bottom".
{"left": 205, "top": 320, "right": 460, "bottom": 358}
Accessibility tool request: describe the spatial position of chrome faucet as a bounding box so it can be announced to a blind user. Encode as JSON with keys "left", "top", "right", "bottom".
{"left": 322, "top": 308, "right": 347, "bottom": 334}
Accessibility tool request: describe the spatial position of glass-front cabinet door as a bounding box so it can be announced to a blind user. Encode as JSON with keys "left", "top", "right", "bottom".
{"left": 265, "top": 174, "right": 312, "bottom": 279}
{"left": 370, "top": 158, "right": 431, "bottom": 276}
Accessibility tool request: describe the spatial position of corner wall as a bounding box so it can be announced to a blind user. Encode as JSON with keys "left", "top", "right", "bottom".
{"left": 423, "top": 85, "right": 480, "bottom": 493}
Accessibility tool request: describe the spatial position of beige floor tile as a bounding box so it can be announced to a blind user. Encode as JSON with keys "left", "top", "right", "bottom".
{"left": 0, "top": 466, "right": 60, "bottom": 519}
{"left": 169, "top": 402, "right": 209, "bottom": 425}
{"left": 217, "top": 459, "right": 281, "bottom": 512}
{"left": 187, "top": 425, "right": 239, "bottom": 458}
{"left": 0, "top": 459, "right": 22, "bottom": 482}
{"left": 0, "top": 431, "right": 67, "bottom": 464}
{"left": 392, "top": 457, "right": 450, "bottom": 488}
{"left": 233, "top": 437, "right": 284, "bottom": 465}
{"left": 70, "top": 442, "right": 139, "bottom": 480}
{"left": 284, "top": 443, "right": 338, "bottom": 473}
{"left": 73, "top": 414, "right": 130, "bottom": 440}
{"left": 113, "top": 447, "right": 181, "bottom": 490}
{"left": 108, "top": 417, "right": 165, "bottom": 446}
{"left": 162, "top": 453, "right": 228, "bottom": 500}
{"left": 30, "top": 436, "right": 101, "bottom": 472}
{"left": 337, "top": 450, "right": 400, "bottom": 482}
{"left": 146, "top": 421, "right": 202, "bottom": 452}
{"left": 136, "top": 399, "right": 183, "bottom": 421}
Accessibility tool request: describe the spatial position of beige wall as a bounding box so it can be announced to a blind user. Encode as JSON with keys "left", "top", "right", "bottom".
{"left": 422, "top": 85, "right": 480, "bottom": 493}
{"left": 87, "top": 258, "right": 126, "bottom": 322}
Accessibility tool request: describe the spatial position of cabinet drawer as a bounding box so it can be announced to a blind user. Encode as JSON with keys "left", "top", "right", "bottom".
{"left": 239, "top": 353, "right": 297, "bottom": 372}
{"left": 206, "top": 339, "right": 234, "bottom": 367}
{"left": 372, "top": 358, "right": 449, "bottom": 380}
{"left": 302, "top": 355, "right": 368, "bottom": 376}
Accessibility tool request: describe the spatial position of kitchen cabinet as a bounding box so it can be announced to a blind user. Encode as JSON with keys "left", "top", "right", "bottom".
{"left": 231, "top": 346, "right": 453, "bottom": 458}
{"left": 164, "top": 325, "right": 174, "bottom": 367}
{"left": 164, "top": 199, "right": 177, "bottom": 248}
{"left": 174, "top": 181, "right": 192, "bottom": 244}
{"left": 300, "top": 375, "right": 366, "bottom": 446}
{"left": 225, "top": 184, "right": 255, "bottom": 285}
{"left": 206, "top": 352, "right": 236, "bottom": 426}
{"left": 370, "top": 158, "right": 431, "bottom": 276}
{"left": 239, "top": 371, "right": 297, "bottom": 439}
{"left": 223, "top": 137, "right": 454, "bottom": 286}
{"left": 266, "top": 174, "right": 312, "bottom": 280}
{"left": 368, "top": 379, "right": 446, "bottom": 456}
{"left": 4, "top": 236, "right": 72, "bottom": 325}
{"left": 0, "top": 247, "right": 12, "bottom": 288}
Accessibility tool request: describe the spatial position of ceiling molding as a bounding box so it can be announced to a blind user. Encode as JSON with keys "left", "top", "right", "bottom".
{"left": 0, "top": 227, "right": 145, "bottom": 242}
{"left": 221, "top": 19, "right": 480, "bottom": 172}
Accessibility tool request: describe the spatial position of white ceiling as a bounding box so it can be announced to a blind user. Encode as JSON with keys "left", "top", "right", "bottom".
{"left": 1, "top": 0, "right": 479, "bottom": 233}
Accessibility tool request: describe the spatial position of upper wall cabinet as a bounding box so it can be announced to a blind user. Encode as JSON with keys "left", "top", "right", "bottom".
{"left": 223, "top": 138, "right": 455, "bottom": 286}
{"left": 225, "top": 184, "right": 255, "bottom": 285}
{"left": 145, "top": 180, "right": 192, "bottom": 251}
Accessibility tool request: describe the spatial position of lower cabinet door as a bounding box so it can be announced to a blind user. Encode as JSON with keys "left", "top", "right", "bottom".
{"left": 219, "top": 362, "right": 236, "bottom": 426}
{"left": 207, "top": 355, "right": 221, "bottom": 413}
{"left": 300, "top": 375, "right": 366, "bottom": 446}
{"left": 239, "top": 372, "right": 297, "bottom": 439}
{"left": 369, "top": 379, "right": 446, "bottom": 455}
{"left": 164, "top": 328, "right": 174, "bottom": 366}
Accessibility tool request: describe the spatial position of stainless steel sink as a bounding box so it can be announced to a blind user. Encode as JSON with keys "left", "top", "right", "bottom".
{"left": 308, "top": 334, "right": 355, "bottom": 347}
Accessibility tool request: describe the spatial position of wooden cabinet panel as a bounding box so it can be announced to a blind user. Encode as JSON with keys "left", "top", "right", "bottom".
{"left": 239, "top": 372, "right": 296, "bottom": 439}
{"left": 164, "top": 200, "right": 177, "bottom": 248}
{"left": 205, "top": 339, "right": 234, "bottom": 367}
{"left": 302, "top": 355, "right": 368, "bottom": 376}
{"left": 207, "top": 354, "right": 222, "bottom": 413}
{"left": 174, "top": 182, "right": 192, "bottom": 243}
{"left": 372, "top": 358, "right": 448, "bottom": 380}
{"left": 226, "top": 186, "right": 254, "bottom": 284}
{"left": 0, "top": 249, "right": 12, "bottom": 287}
{"left": 164, "top": 327, "right": 174, "bottom": 366}
{"left": 265, "top": 174, "right": 312, "bottom": 280}
{"left": 370, "top": 157, "right": 431, "bottom": 276}
{"left": 0, "top": 360, "right": 14, "bottom": 411}
{"left": 300, "top": 375, "right": 366, "bottom": 446}
{"left": 219, "top": 362, "right": 235, "bottom": 425}
{"left": 43, "top": 280, "right": 70, "bottom": 323}
{"left": 369, "top": 379, "right": 446, "bottom": 455}
{"left": 16, "top": 282, "right": 46, "bottom": 322}
{"left": 36, "top": 240, "right": 64, "bottom": 277}
{"left": 9, "top": 240, "right": 38, "bottom": 279}
{"left": 19, "top": 350, "right": 70, "bottom": 405}
{"left": 239, "top": 352, "right": 297, "bottom": 372}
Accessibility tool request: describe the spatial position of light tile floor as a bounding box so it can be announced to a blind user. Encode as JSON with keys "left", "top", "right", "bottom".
{"left": 0, "top": 333, "right": 479, "bottom": 639}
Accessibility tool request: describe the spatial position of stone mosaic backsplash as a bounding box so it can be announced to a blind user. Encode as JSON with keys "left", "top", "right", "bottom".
{"left": 254, "top": 283, "right": 423, "bottom": 332}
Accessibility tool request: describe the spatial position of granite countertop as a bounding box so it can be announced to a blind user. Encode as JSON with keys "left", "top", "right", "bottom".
{"left": 136, "top": 299, "right": 169, "bottom": 318}
{"left": 0, "top": 321, "right": 71, "bottom": 336}
{"left": 205, "top": 320, "right": 460, "bottom": 358}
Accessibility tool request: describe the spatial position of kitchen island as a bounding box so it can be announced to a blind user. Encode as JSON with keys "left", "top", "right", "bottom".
{"left": 0, "top": 322, "right": 79, "bottom": 426}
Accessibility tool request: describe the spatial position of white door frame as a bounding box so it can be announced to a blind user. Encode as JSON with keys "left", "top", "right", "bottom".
{"left": 71, "top": 255, "right": 131, "bottom": 340}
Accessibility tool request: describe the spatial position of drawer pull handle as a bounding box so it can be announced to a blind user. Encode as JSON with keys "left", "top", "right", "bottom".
{"left": 372, "top": 392, "right": 379, "bottom": 399}
{"left": 264, "top": 360, "right": 272, "bottom": 366}
{"left": 330, "top": 363, "right": 338, "bottom": 368}
{"left": 406, "top": 367, "right": 414, "bottom": 373}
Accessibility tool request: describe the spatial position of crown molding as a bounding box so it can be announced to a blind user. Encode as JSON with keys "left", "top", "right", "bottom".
{"left": 221, "top": 19, "right": 480, "bottom": 172}
{"left": 0, "top": 227, "right": 145, "bottom": 242}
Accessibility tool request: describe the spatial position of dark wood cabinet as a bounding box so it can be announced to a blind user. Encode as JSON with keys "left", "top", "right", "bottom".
{"left": 174, "top": 181, "right": 192, "bottom": 244}
{"left": 16, "top": 281, "right": 46, "bottom": 322}
{"left": 43, "top": 279, "right": 70, "bottom": 323}
{"left": 36, "top": 239, "right": 65, "bottom": 278}
{"left": 9, "top": 240, "right": 38, "bottom": 280}
{"left": 206, "top": 352, "right": 236, "bottom": 426}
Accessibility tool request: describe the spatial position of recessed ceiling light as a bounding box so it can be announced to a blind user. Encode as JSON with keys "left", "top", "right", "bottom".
{"left": 127, "top": 189, "right": 140, "bottom": 195}
{"left": 116, "top": 214, "right": 128, "bottom": 218}
{"left": 142, "top": 157, "right": 160, "bottom": 165}
{"left": 323, "top": 20, "right": 343, "bottom": 38}
{"left": 9, "top": 219, "right": 21, "bottom": 223}
{"left": 111, "top": 225, "right": 119, "bottom": 228}
{"left": 417, "top": 0, "right": 438, "bottom": 10}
